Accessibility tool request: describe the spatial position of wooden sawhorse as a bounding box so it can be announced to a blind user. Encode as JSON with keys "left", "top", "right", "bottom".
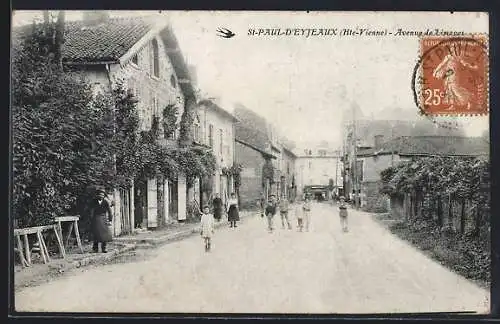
{"left": 14, "top": 225, "right": 65, "bottom": 267}
{"left": 55, "top": 216, "right": 84, "bottom": 253}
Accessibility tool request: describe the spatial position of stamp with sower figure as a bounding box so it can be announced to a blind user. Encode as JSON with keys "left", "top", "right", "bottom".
{"left": 412, "top": 35, "right": 488, "bottom": 117}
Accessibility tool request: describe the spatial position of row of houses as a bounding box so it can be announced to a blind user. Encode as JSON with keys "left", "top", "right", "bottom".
{"left": 15, "top": 13, "right": 307, "bottom": 236}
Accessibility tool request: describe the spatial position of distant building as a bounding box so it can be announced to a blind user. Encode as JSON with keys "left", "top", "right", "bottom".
{"left": 295, "top": 145, "right": 343, "bottom": 199}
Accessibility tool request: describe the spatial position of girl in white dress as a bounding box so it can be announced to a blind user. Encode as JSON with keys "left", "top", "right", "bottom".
{"left": 200, "top": 204, "right": 215, "bottom": 252}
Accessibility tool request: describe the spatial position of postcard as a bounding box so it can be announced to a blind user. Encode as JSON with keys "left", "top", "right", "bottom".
{"left": 11, "top": 10, "right": 490, "bottom": 315}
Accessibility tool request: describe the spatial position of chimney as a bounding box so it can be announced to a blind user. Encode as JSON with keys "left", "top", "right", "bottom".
{"left": 82, "top": 11, "right": 110, "bottom": 26}
{"left": 374, "top": 135, "right": 384, "bottom": 150}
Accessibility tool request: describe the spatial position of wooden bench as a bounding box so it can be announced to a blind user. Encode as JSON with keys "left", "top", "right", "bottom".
{"left": 14, "top": 225, "right": 65, "bottom": 267}
{"left": 55, "top": 216, "right": 84, "bottom": 253}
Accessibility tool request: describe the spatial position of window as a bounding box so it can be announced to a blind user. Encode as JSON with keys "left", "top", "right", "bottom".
{"left": 170, "top": 74, "right": 177, "bottom": 88}
{"left": 308, "top": 150, "right": 312, "bottom": 156}
{"left": 208, "top": 124, "right": 214, "bottom": 148}
{"left": 132, "top": 53, "right": 138, "bottom": 65}
{"left": 219, "top": 129, "right": 223, "bottom": 155}
{"left": 151, "top": 39, "right": 160, "bottom": 78}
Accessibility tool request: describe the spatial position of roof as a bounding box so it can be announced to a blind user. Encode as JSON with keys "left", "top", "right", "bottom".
{"left": 12, "top": 16, "right": 160, "bottom": 63}
{"left": 344, "top": 119, "right": 467, "bottom": 147}
{"left": 235, "top": 123, "right": 275, "bottom": 158}
{"left": 12, "top": 16, "right": 197, "bottom": 99}
{"left": 198, "top": 99, "right": 239, "bottom": 123}
{"left": 282, "top": 146, "right": 297, "bottom": 157}
{"left": 357, "top": 136, "right": 489, "bottom": 157}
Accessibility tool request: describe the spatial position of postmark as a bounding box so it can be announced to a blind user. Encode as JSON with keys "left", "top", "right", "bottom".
{"left": 412, "top": 35, "right": 488, "bottom": 117}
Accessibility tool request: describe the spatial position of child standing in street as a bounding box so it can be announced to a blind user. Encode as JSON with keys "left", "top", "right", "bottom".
{"left": 296, "top": 199, "right": 304, "bottom": 232}
{"left": 200, "top": 204, "right": 215, "bottom": 252}
{"left": 302, "top": 195, "right": 312, "bottom": 232}
{"left": 265, "top": 195, "right": 278, "bottom": 233}
{"left": 279, "top": 196, "right": 292, "bottom": 230}
{"left": 339, "top": 196, "right": 349, "bottom": 232}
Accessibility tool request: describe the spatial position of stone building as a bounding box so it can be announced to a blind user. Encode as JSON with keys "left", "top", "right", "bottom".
{"left": 233, "top": 104, "right": 277, "bottom": 209}
{"left": 193, "top": 98, "right": 239, "bottom": 207}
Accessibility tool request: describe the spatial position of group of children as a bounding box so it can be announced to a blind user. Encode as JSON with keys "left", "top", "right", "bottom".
{"left": 199, "top": 194, "right": 350, "bottom": 252}
{"left": 261, "top": 194, "right": 314, "bottom": 233}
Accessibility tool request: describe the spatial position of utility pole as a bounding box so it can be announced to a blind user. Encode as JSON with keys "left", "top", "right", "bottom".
{"left": 390, "top": 121, "right": 395, "bottom": 167}
{"left": 352, "top": 103, "right": 359, "bottom": 210}
{"left": 335, "top": 148, "right": 339, "bottom": 189}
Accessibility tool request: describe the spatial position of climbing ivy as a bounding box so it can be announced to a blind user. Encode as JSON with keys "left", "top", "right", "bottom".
{"left": 162, "top": 103, "right": 178, "bottom": 139}
{"left": 380, "top": 156, "right": 490, "bottom": 238}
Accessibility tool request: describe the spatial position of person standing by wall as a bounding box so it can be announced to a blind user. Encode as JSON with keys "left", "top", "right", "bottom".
{"left": 259, "top": 192, "right": 266, "bottom": 218}
{"left": 212, "top": 193, "right": 223, "bottom": 222}
{"left": 227, "top": 192, "right": 239, "bottom": 228}
{"left": 89, "top": 187, "right": 113, "bottom": 253}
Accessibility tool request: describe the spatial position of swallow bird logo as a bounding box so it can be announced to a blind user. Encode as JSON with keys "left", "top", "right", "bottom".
{"left": 216, "top": 27, "right": 235, "bottom": 38}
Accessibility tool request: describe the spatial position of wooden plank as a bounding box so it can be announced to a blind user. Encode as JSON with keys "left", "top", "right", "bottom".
{"left": 53, "top": 225, "right": 66, "bottom": 258}
{"left": 73, "top": 220, "right": 84, "bottom": 253}
{"left": 55, "top": 216, "right": 80, "bottom": 222}
{"left": 15, "top": 235, "right": 28, "bottom": 267}
{"left": 37, "top": 231, "right": 47, "bottom": 264}
{"left": 14, "top": 225, "right": 57, "bottom": 236}
{"left": 23, "top": 234, "right": 31, "bottom": 265}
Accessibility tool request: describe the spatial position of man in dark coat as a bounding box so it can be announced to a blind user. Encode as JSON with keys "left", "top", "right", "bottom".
{"left": 89, "top": 188, "right": 113, "bottom": 253}
{"left": 212, "top": 193, "right": 223, "bottom": 222}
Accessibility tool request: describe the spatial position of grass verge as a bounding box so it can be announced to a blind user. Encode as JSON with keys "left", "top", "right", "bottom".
{"left": 373, "top": 214, "right": 490, "bottom": 289}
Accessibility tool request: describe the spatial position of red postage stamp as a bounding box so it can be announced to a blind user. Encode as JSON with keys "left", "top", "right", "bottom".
{"left": 416, "top": 35, "right": 488, "bottom": 116}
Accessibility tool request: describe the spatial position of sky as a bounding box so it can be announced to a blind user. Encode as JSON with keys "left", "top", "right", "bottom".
{"left": 12, "top": 11, "right": 490, "bottom": 147}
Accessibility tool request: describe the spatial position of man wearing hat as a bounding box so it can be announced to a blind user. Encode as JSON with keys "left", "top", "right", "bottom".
{"left": 88, "top": 187, "right": 113, "bottom": 253}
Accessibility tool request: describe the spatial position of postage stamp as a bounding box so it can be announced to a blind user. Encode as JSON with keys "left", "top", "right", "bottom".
{"left": 413, "top": 35, "right": 489, "bottom": 116}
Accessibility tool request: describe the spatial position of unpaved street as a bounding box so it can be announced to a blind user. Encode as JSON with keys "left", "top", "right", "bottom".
{"left": 15, "top": 203, "right": 490, "bottom": 314}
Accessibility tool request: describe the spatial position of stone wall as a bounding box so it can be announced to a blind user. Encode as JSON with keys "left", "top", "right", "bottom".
{"left": 235, "top": 141, "right": 266, "bottom": 210}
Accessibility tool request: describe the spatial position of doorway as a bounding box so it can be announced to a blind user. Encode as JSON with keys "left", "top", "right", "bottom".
{"left": 134, "top": 179, "right": 147, "bottom": 229}
{"left": 168, "top": 178, "right": 178, "bottom": 221}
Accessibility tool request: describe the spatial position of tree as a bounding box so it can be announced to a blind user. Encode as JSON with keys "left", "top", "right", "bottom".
{"left": 12, "top": 18, "right": 118, "bottom": 227}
